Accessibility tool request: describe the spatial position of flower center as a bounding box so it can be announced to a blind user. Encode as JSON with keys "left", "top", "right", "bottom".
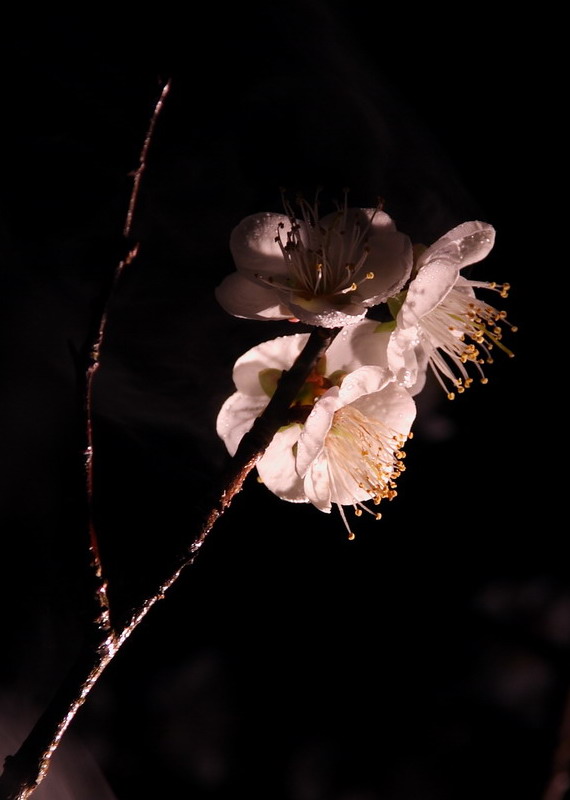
{"left": 287, "top": 368, "right": 335, "bottom": 423}
{"left": 259, "top": 194, "right": 378, "bottom": 303}
{"left": 421, "top": 282, "right": 517, "bottom": 399}
{"left": 259, "top": 357, "right": 347, "bottom": 424}
{"left": 325, "top": 405, "right": 409, "bottom": 538}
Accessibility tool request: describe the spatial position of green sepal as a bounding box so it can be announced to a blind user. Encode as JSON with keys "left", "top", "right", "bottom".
{"left": 315, "top": 355, "right": 327, "bottom": 375}
{"left": 387, "top": 289, "right": 408, "bottom": 320}
{"left": 295, "top": 382, "right": 317, "bottom": 406}
{"left": 327, "top": 369, "right": 347, "bottom": 386}
{"left": 258, "top": 368, "right": 282, "bottom": 398}
{"left": 277, "top": 422, "right": 299, "bottom": 433}
{"left": 374, "top": 319, "right": 397, "bottom": 333}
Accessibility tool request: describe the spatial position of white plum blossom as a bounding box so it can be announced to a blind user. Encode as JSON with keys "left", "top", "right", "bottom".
{"left": 387, "top": 220, "right": 516, "bottom": 398}
{"left": 216, "top": 195, "right": 413, "bottom": 328}
{"left": 216, "top": 327, "right": 416, "bottom": 537}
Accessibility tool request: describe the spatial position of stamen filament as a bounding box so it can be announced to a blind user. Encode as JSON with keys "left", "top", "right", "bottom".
{"left": 419, "top": 281, "right": 516, "bottom": 396}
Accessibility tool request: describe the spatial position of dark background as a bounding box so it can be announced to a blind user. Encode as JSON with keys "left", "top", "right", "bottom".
{"left": 0, "top": 6, "right": 560, "bottom": 799}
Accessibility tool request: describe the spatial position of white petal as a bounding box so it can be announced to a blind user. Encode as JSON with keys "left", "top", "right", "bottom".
{"left": 303, "top": 452, "right": 333, "bottom": 512}
{"left": 399, "top": 221, "right": 495, "bottom": 328}
{"left": 296, "top": 389, "right": 341, "bottom": 478}
{"left": 285, "top": 295, "right": 367, "bottom": 328}
{"left": 229, "top": 212, "right": 291, "bottom": 277}
{"left": 419, "top": 221, "right": 496, "bottom": 271}
{"left": 319, "top": 207, "right": 394, "bottom": 240}
{"left": 362, "top": 208, "right": 397, "bottom": 231}
{"left": 398, "top": 261, "right": 457, "bottom": 329}
{"left": 330, "top": 320, "right": 391, "bottom": 373}
{"left": 233, "top": 333, "right": 310, "bottom": 396}
{"left": 337, "top": 366, "right": 392, "bottom": 405}
{"left": 216, "top": 392, "right": 268, "bottom": 456}
{"left": 387, "top": 325, "right": 425, "bottom": 393}
{"left": 215, "top": 272, "right": 293, "bottom": 321}
{"left": 349, "top": 382, "right": 416, "bottom": 435}
{"left": 409, "top": 345, "right": 429, "bottom": 396}
{"left": 326, "top": 458, "right": 370, "bottom": 507}
{"left": 316, "top": 207, "right": 379, "bottom": 250}
{"left": 257, "top": 425, "right": 307, "bottom": 502}
{"left": 358, "top": 210, "right": 413, "bottom": 305}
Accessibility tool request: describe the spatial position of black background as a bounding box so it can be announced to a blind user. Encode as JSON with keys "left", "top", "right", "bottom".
{"left": 0, "top": 6, "right": 560, "bottom": 799}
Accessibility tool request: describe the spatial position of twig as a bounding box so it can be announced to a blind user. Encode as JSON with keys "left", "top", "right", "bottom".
{"left": 124, "top": 80, "right": 171, "bottom": 239}
{"left": 84, "top": 243, "right": 139, "bottom": 638}
{"left": 84, "top": 79, "right": 171, "bottom": 637}
{"left": 120, "top": 324, "right": 341, "bottom": 636}
{"left": 0, "top": 79, "right": 171, "bottom": 799}
{"left": 0, "top": 325, "right": 340, "bottom": 800}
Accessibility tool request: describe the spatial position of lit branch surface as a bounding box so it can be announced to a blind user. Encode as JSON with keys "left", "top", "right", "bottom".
{"left": 0, "top": 326, "right": 338, "bottom": 800}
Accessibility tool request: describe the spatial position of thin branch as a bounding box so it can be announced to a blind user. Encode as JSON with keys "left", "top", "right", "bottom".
{"left": 0, "top": 79, "right": 173, "bottom": 800}
{"left": 0, "top": 325, "right": 340, "bottom": 800}
{"left": 120, "top": 324, "right": 341, "bottom": 637}
{"left": 84, "top": 79, "right": 171, "bottom": 637}
{"left": 124, "top": 80, "right": 171, "bottom": 239}
{"left": 84, "top": 243, "right": 139, "bottom": 637}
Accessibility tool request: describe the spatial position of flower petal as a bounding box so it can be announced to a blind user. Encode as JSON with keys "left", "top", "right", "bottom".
{"left": 420, "top": 221, "right": 496, "bottom": 271}
{"left": 399, "top": 221, "right": 495, "bottom": 328}
{"left": 409, "top": 344, "right": 429, "bottom": 396}
{"left": 349, "top": 382, "right": 416, "bottom": 435}
{"left": 326, "top": 458, "right": 370, "bottom": 507}
{"left": 229, "top": 212, "right": 291, "bottom": 277}
{"left": 257, "top": 424, "right": 307, "bottom": 502}
{"left": 233, "top": 333, "right": 310, "bottom": 396}
{"left": 285, "top": 295, "right": 367, "bottom": 328}
{"left": 296, "top": 389, "right": 341, "bottom": 478}
{"left": 334, "top": 320, "right": 391, "bottom": 373}
{"left": 337, "top": 366, "right": 392, "bottom": 405}
{"left": 358, "top": 210, "right": 413, "bottom": 306}
{"left": 387, "top": 325, "right": 427, "bottom": 393}
{"left": 303, "top": 452, "right": 333, "bottom": 512}
{"left": 215, "top": 272, "right": 293, "bottom": 321}
{"left": 216, "top": 392, "right": 268, "bottom": 456}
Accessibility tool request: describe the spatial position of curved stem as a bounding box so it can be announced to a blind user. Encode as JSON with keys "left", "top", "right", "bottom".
{"left": 84, "top": 242, "right": 140, "bottom": 637}
{"left": 0, "top": 326, "right": 340, "bottom": 800}
{"left": 0, "top": 637, "right": 118, "bottom": 800}
{"left": 84, "top": 79, "right": 171, "bottom": 637}
{"left": 0, "top": 79, "right": 172, "bottom": 800}
{"left": 124, "top": 81, "right": 170, "bottom": 239}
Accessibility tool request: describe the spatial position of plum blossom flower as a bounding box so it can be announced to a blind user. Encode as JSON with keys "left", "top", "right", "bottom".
{"left": 387, "top": 221, "right": 516, "bottom": 398}
{"left": 215, "top": 195, "right": 413, "bottom": 328}
{"left": 216, "top": 327, "right": 416, "bottom": 537}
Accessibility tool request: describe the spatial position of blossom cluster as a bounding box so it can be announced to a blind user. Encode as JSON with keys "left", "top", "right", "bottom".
{"left": 215, "top": 196, "right": 515, "bottom": 537}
